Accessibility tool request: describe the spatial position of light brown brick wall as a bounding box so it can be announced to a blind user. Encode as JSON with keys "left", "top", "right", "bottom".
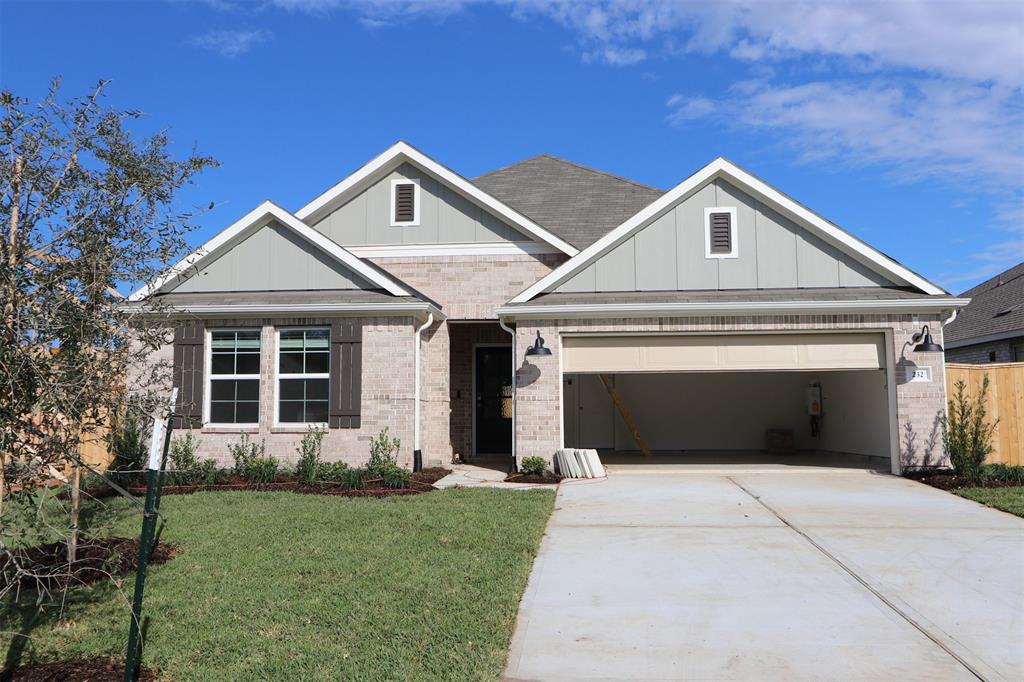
{"left": 514, "top": 314, "right": 949, "bottom": 471}
{"left": 148, "top": 316, "right": 418, "bottom": 469}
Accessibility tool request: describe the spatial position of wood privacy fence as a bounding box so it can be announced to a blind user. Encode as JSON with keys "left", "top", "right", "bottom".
{"left": 945, "top": 363, "right": 1024, "bottom": 466}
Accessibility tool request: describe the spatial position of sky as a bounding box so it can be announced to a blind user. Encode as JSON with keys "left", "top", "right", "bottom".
{"left": 2, "top": 0, "right": 1022, "bottom": 293}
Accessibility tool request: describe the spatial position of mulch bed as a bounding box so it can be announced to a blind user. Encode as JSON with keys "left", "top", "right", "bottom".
{"left": 2, "top": 657, "right": 157, "bottom": 681}
{"left": 80, "top": 468, "right": 454, "bottom": 500}
{"left": 1, "top": 537, "right": 175, "bottom": 592}
{"left": 504, "top": 472, "right": 562, "bottom": 485}
{"left": 903, "top": 470, "right": 1021, "bottom": 491}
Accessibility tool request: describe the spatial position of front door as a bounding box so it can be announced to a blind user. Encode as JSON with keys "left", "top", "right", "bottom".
{"left": 475, "top": 346, "right": 513, "bottom": 455}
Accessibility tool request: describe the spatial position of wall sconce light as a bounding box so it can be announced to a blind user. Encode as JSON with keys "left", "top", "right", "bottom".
{"left": 912, "top": 325, "right": 943, "bottom": 352}
{"left": 524, "top": 331, "right": 552, "bottom": 357}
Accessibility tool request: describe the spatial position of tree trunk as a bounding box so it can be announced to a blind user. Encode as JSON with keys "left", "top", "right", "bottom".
{"left": 68, "top": 452, "right": 82, "bottom": 564}
{"left": 1, "top": 157, "right": 24, "bottom": 519}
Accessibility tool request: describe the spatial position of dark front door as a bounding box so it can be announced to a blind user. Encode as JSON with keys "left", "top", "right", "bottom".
{"left": 475, "top": 346, "right": 513, "bottom": 455}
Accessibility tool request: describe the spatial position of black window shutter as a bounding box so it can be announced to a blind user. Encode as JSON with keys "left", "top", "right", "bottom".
{"left": 173, "top": 320, "right": 205, "bottom": 429}
{"left": 329, "top": 320, "right": 363, "bottom": 428}
{"left": 394, "top": 183, "right": 416, "bottom": 223}
{"left": 709, "top": 212, "right": 732, "bottom": 253}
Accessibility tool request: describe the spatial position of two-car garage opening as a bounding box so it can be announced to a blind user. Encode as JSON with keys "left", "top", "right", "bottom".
{"left": 561, "top": 333, "right": 896, "bottom": 471}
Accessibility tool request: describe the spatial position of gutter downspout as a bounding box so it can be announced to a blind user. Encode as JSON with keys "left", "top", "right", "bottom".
{"left": 413, "top": 313, "right": 434, "bottom": 473}
{"left": 499, "top": 319, "right": 518, "bottom": 473}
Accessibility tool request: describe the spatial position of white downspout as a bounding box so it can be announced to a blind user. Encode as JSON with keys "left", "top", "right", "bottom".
{"left": 499, "top": 318, "right": 517, "bottom": 471}
{"left": 413, "top": 313, "right": 434, "bottom": 471}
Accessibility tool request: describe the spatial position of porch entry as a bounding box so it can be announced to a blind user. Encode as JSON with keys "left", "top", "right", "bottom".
{"left": 474, "top": 345, "right": 513, "bottom": 455}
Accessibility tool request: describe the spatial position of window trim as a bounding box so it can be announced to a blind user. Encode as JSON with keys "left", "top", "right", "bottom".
{"left": 390, "top": 178, "right": 421, "bottom": 227}
{"left": 703, "top": 206, "right": 738, "bottom": 260}
{"left": 204, "top": 328, "right": 262, "bottom": 428}
{"left": 274, "top": 327, "right": 331, "bottom": 429}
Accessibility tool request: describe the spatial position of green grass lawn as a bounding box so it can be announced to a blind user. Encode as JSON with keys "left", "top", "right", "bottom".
{"left": 954, "top": 486, "right": 1024, "bottom": 518}
{"left": 2, "top": 488, "right": 555, "bottom": 681}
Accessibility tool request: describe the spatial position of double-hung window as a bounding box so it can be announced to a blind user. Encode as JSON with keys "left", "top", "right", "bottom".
{"left": 208, "top": 330, "right": 261, "bottom": 425}
{"left": 277, "top": 328, "right": 330, "bottom": 425}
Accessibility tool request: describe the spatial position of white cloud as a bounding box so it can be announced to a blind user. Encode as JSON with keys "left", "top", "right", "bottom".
{"left": 664, "top": 94, "right": 716, "bottom": 124}
{"left": 189, "top": 28, "right": 270, "bottom": 57}
{"left": 940, "top": 239, "right": 1024, "bottom": 288}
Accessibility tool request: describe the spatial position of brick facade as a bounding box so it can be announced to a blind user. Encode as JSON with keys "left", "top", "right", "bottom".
{"left": 945, "top": 337, "right": 1023, "bottom": 364}
{"left": 514, "top": 314, "right": 949, "bottom": 471}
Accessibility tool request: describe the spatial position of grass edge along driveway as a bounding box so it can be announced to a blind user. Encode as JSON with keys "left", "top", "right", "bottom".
{"left": 2, "top": 487, "right": 555, "bottom": 681}
{"left": 954, "top": 486, "right": 1024, "bottom": 518}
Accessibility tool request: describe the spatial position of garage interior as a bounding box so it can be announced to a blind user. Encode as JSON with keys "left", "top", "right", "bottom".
{"left": 560, "top": 333, "right": 894, "bottom": 471}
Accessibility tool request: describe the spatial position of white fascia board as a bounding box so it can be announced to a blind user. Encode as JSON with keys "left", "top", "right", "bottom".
{"left": 495, "top": 298, "right": 971, "bottom": 320}
{"left": 294, "top": 141, "right": 579, "bottom": 256}
{"left": 143, "top": 302, "right": 445, "bottom": 321}
{"left": 347, "top": 241, "right": 559, "bottom": 258}
{"left": 943, "top": 328, "right": 1023, "bottom": 349}
{"left": 127, "top": 201, "right": 414, "bottom": 300}
{"left": 510, "top": 157, "right": 945, "bottom": 303}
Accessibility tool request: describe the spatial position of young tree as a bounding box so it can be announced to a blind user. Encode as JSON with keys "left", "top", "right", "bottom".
{"left": 0, "top": 79, "right": 215, "bottom": 586}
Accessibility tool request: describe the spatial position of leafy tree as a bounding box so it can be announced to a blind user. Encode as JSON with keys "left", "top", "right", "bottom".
{"left": 1, "top": 79, "right": 215, "bottom": 592}
{"left": 940, "top": 377, "right": 999, "bottom": 483}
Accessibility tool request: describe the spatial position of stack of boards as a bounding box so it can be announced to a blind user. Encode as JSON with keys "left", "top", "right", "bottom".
{"left": 555, "top": 448, "right": 605, "bottom": 479}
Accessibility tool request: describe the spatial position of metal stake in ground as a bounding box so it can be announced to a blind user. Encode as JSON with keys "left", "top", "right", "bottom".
{"left": 124, "top": 389, "right": 176, "bottom": 682}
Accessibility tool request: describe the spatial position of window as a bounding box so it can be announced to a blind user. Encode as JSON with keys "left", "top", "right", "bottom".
{"left": 277, "top": 328, "right": 330, "bottom": 424}
{"left": 704, "top": 206, "right": 738, "bottom": 259}
{"left": 208, "top": 330, "right": 261, "bottom": 424}
{"left": 1013, "top": 341, "right": 1023, "bottom": 362}
{"left": 390, "top": 179, "right": 420, "bottom": 226}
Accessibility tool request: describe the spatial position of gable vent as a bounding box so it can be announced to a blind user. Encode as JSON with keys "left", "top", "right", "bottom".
{"left": 394, "top": 182, "right": 416, "bottom": 223}
{"left": 709, "top": 212, "right": 732, "bottom": 254}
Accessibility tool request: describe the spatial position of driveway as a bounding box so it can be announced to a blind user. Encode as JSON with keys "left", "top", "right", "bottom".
{"left": 503, "top": 470, "right": 1024, "bottom": 682}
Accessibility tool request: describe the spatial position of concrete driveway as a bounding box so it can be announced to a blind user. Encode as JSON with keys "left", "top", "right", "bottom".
{"left": 503, "top": 469, "right": 1024, "bottom": 682}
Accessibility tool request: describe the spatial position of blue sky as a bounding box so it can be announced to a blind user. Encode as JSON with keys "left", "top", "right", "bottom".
{"left": 2, "top": 0, "right": 1022, "bottom": 292}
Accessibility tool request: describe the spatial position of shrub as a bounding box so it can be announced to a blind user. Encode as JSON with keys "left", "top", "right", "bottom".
{"left": 520, "top": 456, "right": 547, "bottom": 476}
{"left": 980, "top": 463, "right": 1024, "bottom": 485}
{"left": 109, "top": 409, "right": 147, "bottom": 484}
{"left": 336, "top": 466, "right": 369, "bottom": 490}
{"left": 245, "top": 457, "right": 280, "bottom": 485}
{"left": 368, "top": 427, "right": 401, "bottom": 473}
{"left": 168, "top": 432, "right": 225, "bottom": 485}
{"left": 316, "top": 460, "right": 351, "bottom": 482}
{"left": 375, "top": 462, "right": 412, "bottom": 489}
{"left": 229, "top": 433, "right": 265, "bottom": 474}
{"left": 295, "top": 427, "right": 326, "bottom": 484}
{"left": 941, "top": 377, "right": 999, "bottom": 484}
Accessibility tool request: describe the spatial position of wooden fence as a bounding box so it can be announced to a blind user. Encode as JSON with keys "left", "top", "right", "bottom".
{"left": 945, "top": 363, "right": 1024, "bottom": 466}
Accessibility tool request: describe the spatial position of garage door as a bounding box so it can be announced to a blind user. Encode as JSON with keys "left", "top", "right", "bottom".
{"left": 562, "top": 333, "right": 885, "bottom": 373}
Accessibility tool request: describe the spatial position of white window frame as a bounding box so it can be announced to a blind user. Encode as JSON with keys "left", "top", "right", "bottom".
{"left": 204, "top": 328, "right": 262, "bottom": 427}
{"left": 704, "top": 206, "right": 738, "bottom": 259}
{"left": 274, "top": 327, "right": 331, "bottom": 428}
{"left": 390, "top": 178, "right": 421, "bottom": 227}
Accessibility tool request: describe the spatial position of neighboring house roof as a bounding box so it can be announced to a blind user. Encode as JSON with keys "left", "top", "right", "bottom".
{"left": 473, "top": 154, "right": 664, "bottom": 250}
{"left": 944, "top": 262, "right": 1024, "bottom": 348}
{"left": 295, "top": 141, "right": 579, "bottom": 256}
{"left": 496, "top": 287, "right": 966, "bottom": 319}
{"left": 510, "top": 157, "right": 949, "bottom": 303}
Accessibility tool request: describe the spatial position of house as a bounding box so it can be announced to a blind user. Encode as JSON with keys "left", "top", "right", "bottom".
{"left": 943, "top": 263, "right": 1024, "bottom": 363}
{"left": 130, "top": 142, "right": 968, "bottom": 475}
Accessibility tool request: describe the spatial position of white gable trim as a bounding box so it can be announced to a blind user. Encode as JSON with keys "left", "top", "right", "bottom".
{"left": 510, "top": 157, "right": 945, "bottom": 303}
{"left": 127, "top": 201, "right": 413, "bottom": 301}
{"left": 295, "top": 141, "right": 579, "bottom": 256}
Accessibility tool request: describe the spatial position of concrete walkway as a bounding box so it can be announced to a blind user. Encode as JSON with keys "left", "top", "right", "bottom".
{"left": 504, "top": 469, "right": 1024, "bottom": 682}
{"left": 433, "top": 463, "right": 562, "bottom": 490}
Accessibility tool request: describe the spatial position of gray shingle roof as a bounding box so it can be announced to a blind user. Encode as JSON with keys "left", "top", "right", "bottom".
{"left": 473, "top": 154, "right": 664, "bottom": 249}
{"left": 944, "top": 262, "right": 1024, "bottom": 344}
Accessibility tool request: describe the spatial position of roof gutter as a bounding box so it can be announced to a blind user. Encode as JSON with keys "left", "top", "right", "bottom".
{"left": 127, "top": 302, "right": 446, "bottom": 322}
{"left": 496, "top": 298, "right": 971, "bottom": 320}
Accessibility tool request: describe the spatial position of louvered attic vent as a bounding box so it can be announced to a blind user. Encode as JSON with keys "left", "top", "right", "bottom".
{"left": 709, "top": 212, "right": 732, "bottom": 254}
{"left": 394, "top": 183, "right": 416, "bottom": 223}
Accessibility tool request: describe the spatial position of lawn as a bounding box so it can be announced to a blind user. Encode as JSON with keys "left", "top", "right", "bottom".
{"left": 955, "top": 487, "right": 1024, "bottom": 518}
{"left": 1, "top": 487, "right": 555, "bottom": 680}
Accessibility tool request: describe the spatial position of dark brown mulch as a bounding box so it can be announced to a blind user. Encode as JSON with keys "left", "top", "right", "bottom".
{"left": 2, "top": 657, "right": 157, "bottom": 681}
{"left": 903, "top": 470, "right": 1021, "bottom": 491}
{"left": 1, "top": 537, "right": 175, "bottom": 592}
{"left": 411, "top": 467, "right": 452, "bottom": 485}
{"left": 504, "top": 472, "right": 562, "bottom": 484}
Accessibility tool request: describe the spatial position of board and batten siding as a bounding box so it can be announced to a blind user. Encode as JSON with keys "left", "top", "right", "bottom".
{"left": 555, "top": 178, "right": 894, "bottom": 293}
{"left": 311, "top": 163, "right": 534, "bottom": 246}
{"left": 172, "top": 221, "right": 375, "bottom": 293}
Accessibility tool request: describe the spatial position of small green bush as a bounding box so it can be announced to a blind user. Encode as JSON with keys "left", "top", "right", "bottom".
{"left": 337, "top": 466, "right": 369, "bottom": 490}
{"left": 368, "top": 427, "right": 401, "bottom": 473}
{"left": 520, "top": 456, "right": 547, "bottom": 476}
{"left": 109, "top": 408, "right": 147, "bottom": 484}
{"left": 229, "top": 433, "right": 265, "bottom": 473}
{"left": 295, "top": 427, "right": 326, "bottom": 484}
{"left": 941, "top": 377, "right": 999, "bottom": 484}
{"left": 168, "top": 432, "right": 225, "bottom": 485}
{"left": 245, "top": 457, "right": 280, "bottom": 485}
{"left": 375, "top": 462, "right": 412, "bottom": 489}
{"left": 316, "top": 460, "right": 351, "bottom": 482}
{"left": 981, "top": 463, "right": 1024, "bottom": 485}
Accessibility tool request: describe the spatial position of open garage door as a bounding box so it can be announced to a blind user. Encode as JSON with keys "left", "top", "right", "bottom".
{"left": 563, "top": 333, "right": 885, "bottom": 373}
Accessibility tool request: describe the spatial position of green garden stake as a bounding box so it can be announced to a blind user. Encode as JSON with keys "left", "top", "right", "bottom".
{"left": 124, "top": 389, "right": 176, "bottom": 682}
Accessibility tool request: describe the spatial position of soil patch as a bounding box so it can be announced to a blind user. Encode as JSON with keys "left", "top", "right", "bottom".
{"left": 504, "top": 472, "right": 562, "bottom": 485}
{"left": 1, "top": 537, "right": 175, "bottom": 592}
{"left": 903, "top": 470, "right": 1021, "bottom": 491}
{"left": 412, "top": 467, "right": 452, "bottom": 485}
{"left": 2, "top": 657, "right": 157, "bottom": 681}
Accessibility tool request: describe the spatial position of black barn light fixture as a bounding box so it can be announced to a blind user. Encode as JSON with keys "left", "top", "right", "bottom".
{"left": 912, "top": 324, "right": 943, "bottom": 352}
{"left": 525, "top": 331, "right": 552, "bottom": 357}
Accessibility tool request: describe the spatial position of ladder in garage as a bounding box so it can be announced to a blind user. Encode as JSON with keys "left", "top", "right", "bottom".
{"left": 598, "top": 374, "right": 652, "bottom": 458}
